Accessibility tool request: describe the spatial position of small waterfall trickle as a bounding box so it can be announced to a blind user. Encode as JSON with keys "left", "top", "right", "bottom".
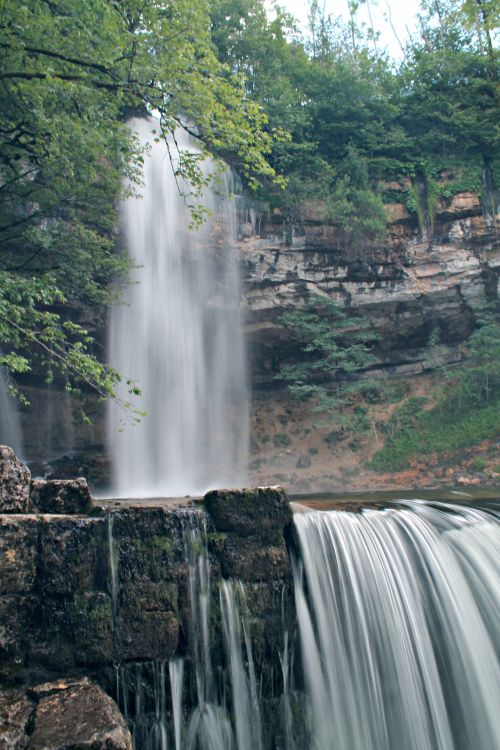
{"left": 169, "top": 658, "right": 184, "bottom": 750}
{"left": 293, "top": 502, "right": 500, "bottom": 750}
{"left": 220, "top": 581, "right": 263, "bottom": 750}
{"left": 107, "top": 118, "right": 248, "bottom": 498}
{"left": 114, "top": 517, "right": 264, "bottom": 750}
{"left": 107, "top": 513, "right": 119, "bottom": 619}
{"left": 184, "top": 525, "right": 262, "bottom": 750}
{"left": 0, "top": 365, "right": 23, "bottom": 456}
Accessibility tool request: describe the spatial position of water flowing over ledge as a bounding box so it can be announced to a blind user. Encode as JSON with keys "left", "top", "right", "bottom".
{"left": 293, "top": 501, "right": 500, "bottom": 750}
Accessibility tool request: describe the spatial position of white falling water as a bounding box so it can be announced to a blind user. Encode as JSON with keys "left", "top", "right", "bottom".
{"left": 293, "top": 502, "right": 500, "bottom": 750}
{"left": 184, "top": 523, "right": 263, "bottom": 750}
{"left": 107, "top": 118, "right": 248, "bottom": 498}
{"left": 0, "top": 365, "right": 23, "bottom": 457}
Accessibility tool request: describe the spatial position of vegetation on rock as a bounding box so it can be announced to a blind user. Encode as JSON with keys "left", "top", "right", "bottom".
{"left": 277, "top": 297, "right": 378, "bottom": 431}
{"left": 371, "top": 307, "right": 500, "bottom": 470}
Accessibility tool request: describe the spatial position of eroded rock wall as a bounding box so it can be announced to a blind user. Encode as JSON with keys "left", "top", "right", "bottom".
{"left": 240, "top": 195, "right": 500, "bottom": 386}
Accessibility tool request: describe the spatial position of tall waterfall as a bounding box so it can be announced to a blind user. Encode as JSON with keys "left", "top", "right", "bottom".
{"left": 293, "top": 502, "right": 500, "bottom": 750}
{"left": 107, "top": 119, "right": 248, "bottom": 497}
{"left": 0, "top": 365, "right": 23, "bottom": 456}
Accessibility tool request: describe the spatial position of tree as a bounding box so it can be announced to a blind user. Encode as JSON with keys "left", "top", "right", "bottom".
{"left": 0, "top": 0, "right": 278, "bottom": 406}
{"left": 277, "top": 297, "right": 378, "bottom": 430}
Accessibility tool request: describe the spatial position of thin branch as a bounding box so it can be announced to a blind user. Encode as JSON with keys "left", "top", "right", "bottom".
{"left": 0, "top": 312, "right": 116, "bottom": 402}
{"left": 0, "top": 71, "right": 122, "bottom": 90}
{"left": 0, "top": 43, "right": 121, "bottom": 80}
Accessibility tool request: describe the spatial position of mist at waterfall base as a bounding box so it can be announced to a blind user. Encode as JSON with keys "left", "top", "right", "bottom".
{"left": 116, "top": 501, "right": 500, "bottom": 750}
{"left": 107, "top": 119, "right": 248, "bottom": 498}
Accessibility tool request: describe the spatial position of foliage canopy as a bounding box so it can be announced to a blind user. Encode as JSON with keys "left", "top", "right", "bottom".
{"left": 0, "top": 0, "right": 278, "bottom": 404}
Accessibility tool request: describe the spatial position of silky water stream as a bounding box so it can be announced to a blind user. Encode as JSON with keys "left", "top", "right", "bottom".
{"left": 115, "top": 517, "right": 265, "bottom": 750}
{"left": 107, "top": 119, "right": 248, "bottom": 498}
{"left": 113, "top": 500, "right": 499, "bottom": 749}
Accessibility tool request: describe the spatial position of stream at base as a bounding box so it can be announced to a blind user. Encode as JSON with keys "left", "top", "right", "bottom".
{"left": 118, "top": 501, "right": 500, "bottom": 749}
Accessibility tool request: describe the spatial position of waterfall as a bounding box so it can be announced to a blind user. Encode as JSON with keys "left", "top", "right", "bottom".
{"left": 113, "top": 500, "right": 499, "bottom": 749}
{"left": 0, "top": 365, "right": 23, "bottom": 457}
{"left": 293, "top": 501, "right": 500, "bottom": 750}
{"left": 107, "top": 118, "right": 248, "bottom": 498}
{"left": 115, "top": 519, "right": 264, "bottom": 750}
{"left": 184, "top": 525, "right": 263, "bottom": 750}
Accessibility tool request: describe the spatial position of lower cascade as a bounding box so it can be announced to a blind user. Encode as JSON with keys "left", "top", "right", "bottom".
{"left": 116, "top": 500, "right": 499, "bottom": 750}
{"left": 116, "top": 520, "right": 265, "bottom": 750}
{"left": 293, "top": 502, "right": 500, "bottom": 750}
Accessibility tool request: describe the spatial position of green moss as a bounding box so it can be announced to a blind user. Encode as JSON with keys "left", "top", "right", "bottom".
{"left": 472, "top": 456, "right": 487, "bottom": 471}
{"left": 151, "top": 534, "right": 175, "bottom": 555}
{"left": 371, "top": 398, "right": 500, "bottom": 472}
{"left": 74, "top": 592, "right": 113, "bottom": 636}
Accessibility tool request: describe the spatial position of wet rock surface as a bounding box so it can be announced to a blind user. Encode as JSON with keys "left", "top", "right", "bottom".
{"left": 0, "top": 454, "right": 295, "bottom": 686}
{"left": 0, "top": 452, "right": 297, "bottom": 748}
{"left": 30, "top": 478, "right": 92, "bottom": 515}
{"left": 0, "top": 446, "right": 31, "bottom": 513}
{"left": 205, "top": 487, "right": 294, "bottom": 585}
{"left": 205, "top": 486, "right": 293, "bottom": 542}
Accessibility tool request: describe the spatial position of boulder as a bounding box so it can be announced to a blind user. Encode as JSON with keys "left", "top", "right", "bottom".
{"left": 0, "top": 688, "right": 34, "bottom": 749}
{"left": 28, "top": 678, "right": 132, "bottom": 750}
{"left": 30, "top": 479, "right": 92, "bottom": 515}
{"left": 0, "top": 446, "right": 31, "bottom": 513}
{"left": 204, "top": 486, "right": 293, "bottom": 543}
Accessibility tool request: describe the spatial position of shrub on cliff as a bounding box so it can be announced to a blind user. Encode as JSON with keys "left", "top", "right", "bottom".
{"left": 277, "top": 297, "right": 378, "bottom": 431}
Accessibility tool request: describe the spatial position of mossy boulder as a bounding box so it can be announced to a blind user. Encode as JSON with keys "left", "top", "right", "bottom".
{"left": 204, "top": 486, "right": 293, "bottom": 543}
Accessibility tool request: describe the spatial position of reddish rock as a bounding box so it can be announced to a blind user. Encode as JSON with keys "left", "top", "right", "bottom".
{"left": 28, "top": 678, "right": 132, "bottom": 750}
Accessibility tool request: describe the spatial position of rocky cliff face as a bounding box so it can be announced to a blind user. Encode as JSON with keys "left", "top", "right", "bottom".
{"left": 240, "top": 193, "right": 499, "bottom": 386}
{"left": 10, "top": 192, "right": 500, "bottom": 491}
{"left": 238, "top": 193, "right": 499, "bottom": 491}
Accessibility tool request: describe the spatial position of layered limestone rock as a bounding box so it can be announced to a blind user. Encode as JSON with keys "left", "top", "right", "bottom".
{"left": 240, "top": 196, "right": 500, "bottom": 385}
